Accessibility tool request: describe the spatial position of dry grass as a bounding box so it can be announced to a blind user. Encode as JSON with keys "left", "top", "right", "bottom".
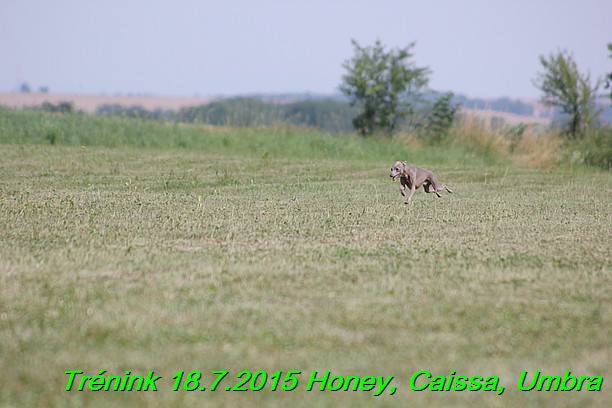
{"left": 511, "top": 130, "right": 563, "bottom": 168}
{"left": 452, "top": 115, "right": 563, "bottom": 168}
{"left": 0, "top": 140, "right": 610, "bottom": 407}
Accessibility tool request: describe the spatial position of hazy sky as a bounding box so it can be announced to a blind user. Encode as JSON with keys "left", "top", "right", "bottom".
{"left": 1, "top": 0, "right": 610, "bottom": 99}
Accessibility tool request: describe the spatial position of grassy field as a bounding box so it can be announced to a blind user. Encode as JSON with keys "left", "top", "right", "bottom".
{"left": 0, "top": 110, "right": 610, "bottom": 407}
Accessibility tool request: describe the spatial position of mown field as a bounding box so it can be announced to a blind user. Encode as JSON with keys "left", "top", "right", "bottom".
{"left": 0, "top": 109, "right": 610, "bottom": 407}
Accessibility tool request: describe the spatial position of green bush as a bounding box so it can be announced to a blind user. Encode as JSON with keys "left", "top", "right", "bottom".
{"left": 420, "top": 92, "right": 460, "bottom": 144}
{"left": 565, "top": 127, "right": 612, "bottom": 170}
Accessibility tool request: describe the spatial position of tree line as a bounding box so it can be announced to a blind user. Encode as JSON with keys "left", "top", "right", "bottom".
{"left": 94, "top": 39, "right": 611, "bottom": 142}
{"left": 32, "top": 39, "right": 611, "bottom": 168}
{"left": 94, "top": 94, "right": 465, "bottom": 136}
{"left": 341, "top": 39, "right": 611, "bottom": 138}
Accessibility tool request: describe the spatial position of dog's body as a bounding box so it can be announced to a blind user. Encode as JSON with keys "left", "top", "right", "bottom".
{"left": 390, "top": 161, "right": 453, "bottom": 204}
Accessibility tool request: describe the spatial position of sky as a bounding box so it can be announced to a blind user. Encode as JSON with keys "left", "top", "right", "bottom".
{"left": 1, "top": 0, "right": 610, "bottom": 99}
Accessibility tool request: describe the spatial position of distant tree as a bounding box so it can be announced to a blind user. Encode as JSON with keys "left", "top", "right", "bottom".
{"left": 533, "top": 50, "right": 602, "bottom": 138}
{"left": 340, "top": 39, "right": 429, "bottom": 136}
{"left": 42, "top": 101, "right": 74, "bottom": 114}
{"left": 606, "top": 43, "right": 612, "bottom": 106}
{"left": 176, "top": 98, "right": 279, "bottom": 127}
{"left": 424, "top": 92, "right": 460, "bottom": 143}
{"left": 283, "top": 99, "right": 357, "bottom": 132}
{"left": 19, "top": 82, "right": 31, "bottom": 93}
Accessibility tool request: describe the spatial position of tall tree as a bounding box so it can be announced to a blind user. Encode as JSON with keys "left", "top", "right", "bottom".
{"left": 533, "top": 50, "right": 601, "bottom": 138}
{"left": 340, "top": 39, "right": 429, "bottom": 136}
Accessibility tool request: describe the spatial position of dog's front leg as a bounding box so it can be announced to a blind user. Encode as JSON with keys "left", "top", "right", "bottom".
{"left": 405, "top": 185, "right": 416, "bottom": 205}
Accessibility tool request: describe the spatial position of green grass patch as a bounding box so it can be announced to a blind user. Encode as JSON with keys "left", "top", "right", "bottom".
{"left": 0, "top": 111, "right": 610, "bottom": 407}
{"left": 0, "top": 107, "right": 500, "bottom": 167}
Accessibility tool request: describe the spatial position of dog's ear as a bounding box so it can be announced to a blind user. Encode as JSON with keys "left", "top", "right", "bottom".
{"left": 402, "top": 161, "right": 407, "bottom": 167}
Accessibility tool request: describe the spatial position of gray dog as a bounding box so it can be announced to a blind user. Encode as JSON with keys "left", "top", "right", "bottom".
{"left": 390, "top": 161, "right": 453, "bottom": 204}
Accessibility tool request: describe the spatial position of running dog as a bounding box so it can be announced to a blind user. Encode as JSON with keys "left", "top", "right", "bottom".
{"left": 389, "top": 161, "right": 453, "bottom": 204}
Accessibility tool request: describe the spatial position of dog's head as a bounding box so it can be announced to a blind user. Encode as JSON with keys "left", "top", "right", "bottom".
{"left": 390, "top": 161, "right": 407, "bottom": 181}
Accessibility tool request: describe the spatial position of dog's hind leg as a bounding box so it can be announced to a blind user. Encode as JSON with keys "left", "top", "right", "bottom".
{"left": 424, "top": 182, "right": 442, "bottom": 197}
{"left": 428, "top": 174, "right": 445, "bottom": 195}
{"left": 430, "top": 174, "right": 453, "bottom": 195}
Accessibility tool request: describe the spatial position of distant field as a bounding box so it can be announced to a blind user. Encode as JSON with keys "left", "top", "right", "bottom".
{"left": 464, "top": 108, "right": 551, "bottom": 126}
{"left": 0, "top": 92, "right": 213, "bottom": 113}
{"left": 0, "top": 92, "right": 554, "bottom": 126}
{"left": 0, "top": 111, "right": 610, "bottom": 407}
